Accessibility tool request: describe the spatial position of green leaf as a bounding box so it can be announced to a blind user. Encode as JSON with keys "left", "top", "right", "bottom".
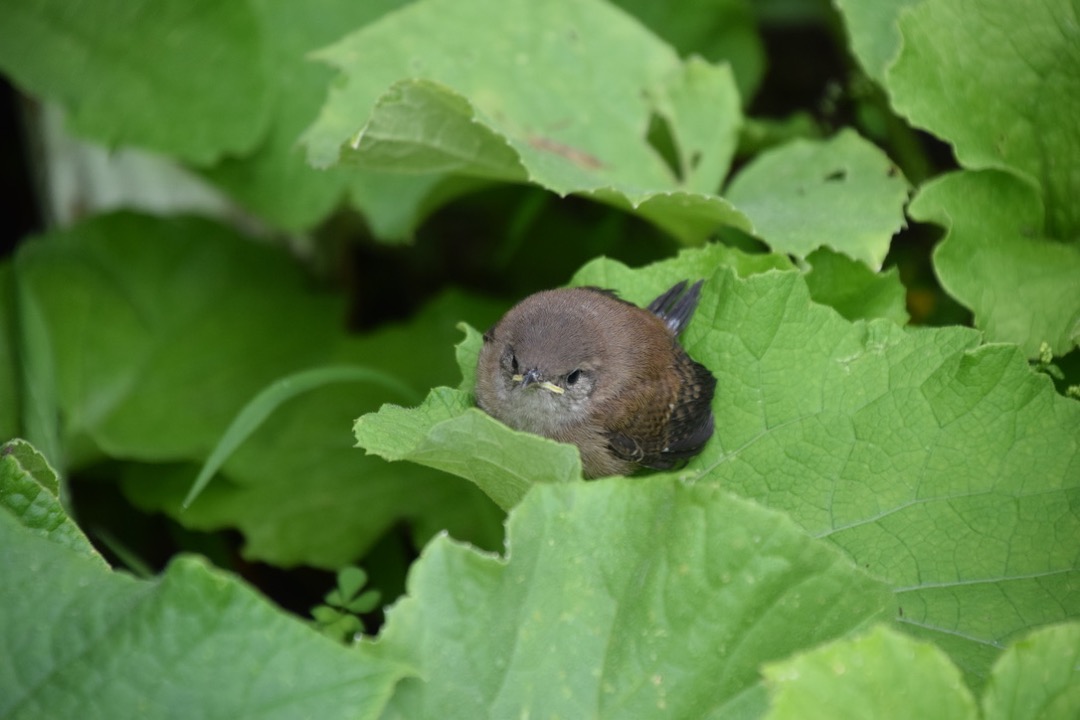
{"left": 983, "top": 623, "right": 1080, "bottom": 720}
{"left": 586, "top": 187, "right": 751, "bottom": 245}
{"left": 766, "top": 621, "right": 1080, "bottom": 720}
{"left": 346, "top": 590, "right": 381, "bottom": 615}
{"left": 833, "top": 0, "right": 920, "bottom": 84}
{"left": 15, "top": 213, "right": 343, "bottom": 462}
{"left": 311, "top": 605, "right": 345, "bottom": 625}
{"left": 302, "top": 0, "right": 750, "bottom": 243}
{"left": 0, "top": 0, "right": 271, "bottom": 164}
{"left": 354, "top": 388, "right": 582, "bottom": 511}
{"left": 336, "top": 566, "right": 370, "bottom": 601}
{"left": 573, "top": 237, "right": 791, "bottom": 297}
{"left": 0, "top": 509, "right": 405, "bottom": 719}
{"left": 579, "top": 242, "right": 907, "bottom": 324}
{"left": 690, "top": 271, "right": 1080, "bottom": 686}
{"left": 201, "top": 0, "right": 414, "bottom": 230}
{"left": 725, "top": 129, "right": 910, "bottom": 269}
{"left": 838, "top": 0, "right": 1080, "bottom": 353}
{"left": 354, "top": 246, "right": 1080, "bottom": 685}
{"left": 370, "top": 479, "right": 893, "bottom": 717}
{"left": 1, "top": 438, "right": 59, "bottom": 496}
{"left": 121, "top": 364, "right": 504, "bottom": 568}
{"left": 16, "top": 212, "right": 505, "bottom": 567}
{"left": 0, "top": 438, "right": 100, "bottom": 562}
{"left": 169, "top": 296, "right": 507, "bottom": 566}
{"left": 182, "top": 365, "right": 419, "bottom": 508}
{"left": 803, "top": 248, "right": 909, "bottom": 325}
{"left": 909, "top": 170, "right": 1080, "bottom": 355}
{"left": 339, "top": 79, "right": 528, "bottom": 180}
{"left": 453, "top": 323, "right": 488, "bottom": 395}
{"left": 763, "top": 625, "right": 978, "bottom": 720}
{"left": 886, "top": 0, "right": 1080, "bottom": 240}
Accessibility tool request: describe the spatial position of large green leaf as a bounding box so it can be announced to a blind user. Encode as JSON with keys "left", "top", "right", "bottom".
{"left": 910, "top": 170, "right": 1080, "bottom": 356}
{"left": 763, "top": 626, "right": 978, "bottom": 720}
{"left": 982, "top": 622, "right": 1080, "bottom": 720}
{"left": 201, "top": 0, "right": 415, "bottom": 232}
{"left": 369, "top": 479, "right": 893, "bottom": 718}
{"left": 764, "top": 622, "right": 1080, "bottom": 720}
{"left": 0, "top": 461, "right": 404, "bottom": 719}
{"left": 837, "top": 0, "right": 1080, "bottom": 241}
{"left": 122, "top": 336, "right": 506, "bottom": 567}
{"left": 725, "top": 129, "right": 910, "bottom": 270}
{"left": 887, "top": 0, "right": 1080, "bottom": 241}
{"left": 302, "top": 0, "right": 749, "bottom": 243}
{"left": 354, "top": 246, "right": 1080, "bottom": 685}
{"left": 685, "top": 273, "right": 1079, "bottom": 688}
{"left": 187, "top": 295, "right": 507, "bottom": 564}
{"left": 13, "top": 213, "right": 506, "bottom": 567}
{"left": 16, "top": 213, "right": 342, "bottom": 462}
{"left": 0, "top": 0, "right": 271, "bottom": 164}
{"left": 836, "top": 0, "right": 1080, "bottom": 353}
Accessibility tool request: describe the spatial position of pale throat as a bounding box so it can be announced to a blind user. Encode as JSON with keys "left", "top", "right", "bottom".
{"left": 500, "top": 382, "right": 590, "bottom": 435}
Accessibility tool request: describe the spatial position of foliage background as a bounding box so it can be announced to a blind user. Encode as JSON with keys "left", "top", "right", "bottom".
{"left": 1, "top": 0, "right": 1078, "bottom": 717}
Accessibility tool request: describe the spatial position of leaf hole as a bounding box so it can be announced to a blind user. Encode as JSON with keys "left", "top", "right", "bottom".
{"left": 646, "top": 112, "right": 683, "bottom": 182}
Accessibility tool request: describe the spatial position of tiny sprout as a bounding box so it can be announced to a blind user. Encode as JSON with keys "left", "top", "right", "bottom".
{"left": 310, "top": 565, "right": 381, "bottom": 645}
{"left": 1038, "top": 341, "right": 1053, "bottom": 366}
{"left": 1031, "top": 342, "right": 1064, "bottom": 381}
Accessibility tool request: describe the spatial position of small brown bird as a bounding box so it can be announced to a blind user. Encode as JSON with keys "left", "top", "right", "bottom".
{"left": 475, "top": 280, "right": 716, "bottom": 478}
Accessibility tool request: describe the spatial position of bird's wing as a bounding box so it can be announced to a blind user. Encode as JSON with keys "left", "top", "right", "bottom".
{"left": 605, "top": 352, "right": 716, "bottom": 470}
{"left": 646, "top": 280, "right": 704, "bottom": 336}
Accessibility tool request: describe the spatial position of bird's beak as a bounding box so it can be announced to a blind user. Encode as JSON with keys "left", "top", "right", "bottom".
{"left": 512, "top": 368, "right": 539, "bottom": 386}
{"left": 538, "top": 381, "right": 565, "bottom": 394}
{"left": 512, "top": 368, "right": 564, "bottom": 395}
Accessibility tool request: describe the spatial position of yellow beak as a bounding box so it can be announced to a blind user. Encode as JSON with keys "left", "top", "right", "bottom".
{"left": 512, "top": 373, "right": 565, "bottom": 394}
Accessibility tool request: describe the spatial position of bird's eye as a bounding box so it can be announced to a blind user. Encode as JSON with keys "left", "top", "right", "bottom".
{"left": 566, "top": 369, "right": 581, "bottom": 386}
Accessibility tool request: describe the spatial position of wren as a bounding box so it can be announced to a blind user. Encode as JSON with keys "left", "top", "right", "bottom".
{"left": 475, "top": 280, "right": 716, "bottom": 478}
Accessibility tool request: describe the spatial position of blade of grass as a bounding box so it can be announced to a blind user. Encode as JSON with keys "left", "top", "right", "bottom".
{"left": 13, "top": 272, "right": 63, "bottom": 475}
{"left": 91, "top": 527, "right": 155, "bottom": 579}
{"left": 182, "top": 365, "right": 419, "bottom": 509}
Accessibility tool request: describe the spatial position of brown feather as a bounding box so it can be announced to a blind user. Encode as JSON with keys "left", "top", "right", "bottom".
{"left": 475, "top": 282, "right": 716, "bottom": 478}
